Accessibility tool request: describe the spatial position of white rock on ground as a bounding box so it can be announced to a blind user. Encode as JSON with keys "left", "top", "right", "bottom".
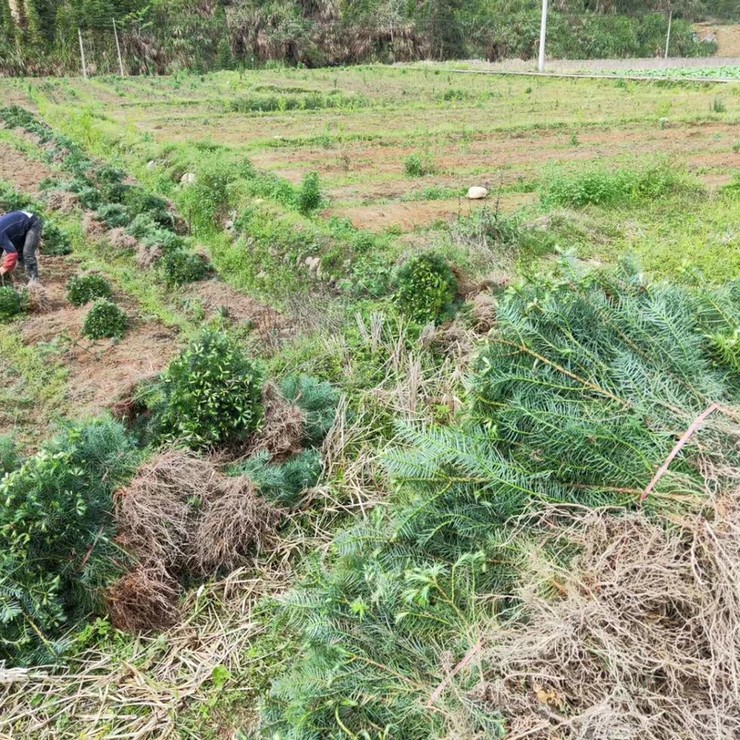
{"left": 467, "top": 186, "right": 488, "bottom": 200}
{"left": 180, "top": 172, "right": 197, "bottom": 185}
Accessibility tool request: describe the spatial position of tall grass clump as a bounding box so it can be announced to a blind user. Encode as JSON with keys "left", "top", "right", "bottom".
{"left": 403, "top": 153, "right": 436, "bottom": 178}
{"left": 0, "top": 419, "right": 138, "bottom": 666}
{"left": 260, "top": 260, "right": 740, "bottom": 739}
{"left": 296, "top": 172, "right": 322, "bottom": 214}
{"left": 542, "top": 161, "right": 699, "bottom": 208}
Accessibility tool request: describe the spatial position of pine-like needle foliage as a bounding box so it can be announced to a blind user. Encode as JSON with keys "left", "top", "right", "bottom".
{"left": 261, "top": 261, "right": 740, "bottom": 739}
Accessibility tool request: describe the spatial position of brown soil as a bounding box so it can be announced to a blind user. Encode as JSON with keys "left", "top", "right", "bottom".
{"left": 694, "top": 23, "right": 740, "bottom": 57}
{"left": 20, "top": 256, "right": 180, "bottom": 420}
{"left": 0, "top": 142, "right": 53, "bottom": 196}
{"left": 331, "top": 193, "right": 535, "bottom": 233}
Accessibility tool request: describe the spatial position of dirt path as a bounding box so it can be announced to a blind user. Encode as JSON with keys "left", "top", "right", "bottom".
{"left": 0, "top": 141, "right": 53, "bottom": 195}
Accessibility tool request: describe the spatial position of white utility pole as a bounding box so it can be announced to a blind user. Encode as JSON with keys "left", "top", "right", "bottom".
{"left": 78, "top": 28, "right": 88, "bottom": 80}
{"left": 538, "top": 0, "right": 549, "bottom": 73}
{"left": 113, "top": 18, "right": 125, "bottom": 76}
{"left": 664, "top": 10, "right": 673, "bottom": 59}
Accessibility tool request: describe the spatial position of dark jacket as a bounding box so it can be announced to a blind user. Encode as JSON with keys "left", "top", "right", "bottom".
{"left": 0, "top": 211, "right": 35, "bottom": 255}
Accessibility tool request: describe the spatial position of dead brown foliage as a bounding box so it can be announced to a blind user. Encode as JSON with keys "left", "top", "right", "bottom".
{"left": 25, "top": 282, "right": 53, "bottom": 314}
{"left": 135, "top": 242, "right": 163, "bottom": 269}
{"left": 251, "top": 382, "right": 306, "bottom": 462}
{"left": 44, "top": 190, "right": 79, "bottom": 214}
{"left": 194, "top": 477, "right": 281, "bottom": 575}
{"left": 467, "top": 497, "right": 740, "bottom": 739}
{"left": 107, "top": 563, "right": 181, "bottom": 632}
{"left": 470, "top": 292, "right": 496, "bottom": 333}
{"left": 107, "top": 227, "right": 139, "bottom": 252}
{"left": 111, "top": 450, "right": 284, "bottom": 631}
{"left": 82, "top": 212, "right": 106, "bottom": 239}
{"left": 114, "top": 451, "right": 213, "bottom": 569}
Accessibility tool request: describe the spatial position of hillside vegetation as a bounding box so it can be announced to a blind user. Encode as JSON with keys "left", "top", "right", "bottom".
{"left": 0, "top": 0, "right": 734, "bottom": 75}
{"left": 0, "top": 65, "right": 739, "bottom": 738}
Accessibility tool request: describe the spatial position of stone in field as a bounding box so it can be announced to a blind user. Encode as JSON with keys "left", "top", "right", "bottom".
{"left": 180, "top": 172, "right": 197, "bottom": 185}
{"left": 467, "top": 186, "right": 488, "bottom": 200}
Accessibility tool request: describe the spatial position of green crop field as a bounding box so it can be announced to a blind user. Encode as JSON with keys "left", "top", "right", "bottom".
{"left": 0, "top": 66, "right": 739, "bottom": 738}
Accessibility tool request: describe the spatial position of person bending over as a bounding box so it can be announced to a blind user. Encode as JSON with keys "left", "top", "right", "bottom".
{"left": 0, "top": 210, "right": 42, "bottom": 282}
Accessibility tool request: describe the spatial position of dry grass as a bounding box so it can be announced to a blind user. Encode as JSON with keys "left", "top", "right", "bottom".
{"left": 0, "top": 566, "right": 290, "bottom": 739}
{"left": 135, "top": 242, "right": 163, "bottom": 269}
{"left": 44, "top": 189, "right": 79, "bottom": 214}
{"left": 107, "top": 227, "right": 139, "bottom": 252}
{"left": 114, "top": 450, "right": 214, "bottom": 570}
{"left": 81, "top": 212, "right": 106, "bottom": 239}
{"left": 463, "top": 490, "right": 740, "bottom": 739}
{"left": 249, "top": 382, "right": 306, "bottom": 462}
{"left": 26, "top": 281, "right": 53, "bottom": 314}
{"left": 112, "top": 450, "right": 284, "bottom": 629}
{"left": 194, "top": 477, "right": 282, "bottom": 575}
{"left": 107, "top": 562, "right": 181, "bottom": 632}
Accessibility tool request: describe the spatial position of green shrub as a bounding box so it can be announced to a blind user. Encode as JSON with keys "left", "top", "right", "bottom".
{"left": 126, "top": 213, "right": 160, "bottom": 239}
{"left": 96, "top": 203, "right": 130, "bottom": 228}
{"left": 234, "top": 449, "right": 322, "bottom": 508}
{"left": 123, "top": 188, "right": 173, "bottom": 228}
{"left": 152, "top": 329, "right": 263, "bottom": 448}
{"left": 262, "top": 262, "right": 740, "bottom": 739}
{"left": 0, "top": 436, "right": 22, "bottom": 475}
{"left": 296, "top": 172, "right": 322, "bottom": 214}
{"left": 403, "top": 153, "right": 435, "bottom": 178}
{"left": 0, "top": 182, "right": 33, "bottom": 212}
{"left": 67, "top": 274, "right": 113, "bottom": 307}
{"left": 82, "top": 299, "right": 128, "bottom": 340}
{"left": 177, "top": 156, "right": 237, "bottom": 234}
{"left": 394, "top": 253, "right": 458, "bottom": 324}
{"left": 0, "top": 287, "right": 29, "bottom": 320}
{"left": 42, "top": 221, "right": 73, "bottom": 256}
{"left": 279, "top": 374, "right": 339, "bottom": 446}
{"left": 160, "top": 249, "right": 210, "bottom": 286}
{"left": 0, "top": 419, "right": 138, "bottom": 666}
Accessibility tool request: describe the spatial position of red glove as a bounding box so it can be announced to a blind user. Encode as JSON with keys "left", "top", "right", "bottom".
{"left": 0, "top": 252, "right": 17, "bottom": 274}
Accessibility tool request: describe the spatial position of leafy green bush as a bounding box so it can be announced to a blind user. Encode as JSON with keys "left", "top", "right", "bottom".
{"left": 0, "top": 419, "right": 138, "bottom": 666}
{"left": 177, "top": 156, "right": 237, "bottom": 234}
{"left": 82, "top": 299, "right": 128, "bottom": 340}
{"left": 96, "top": 203, "right": 131, "bottom": 228}
{"left": 543, "top": 161, "right": 697, "bottom": 207}
{"left": 42, "top": 221, "right": 73, "bottom": 256}
{"left": 0, "top": 436, "right": 22, "bottom": 475}
{"left": 67, "top": 274, "right": 113, "bottom": 307}
{"left": 394, "top": 253, "right": 458, "bottom": 324}
{"left": 123, "top": 187, "right": 173, "bottom": 228}
{"left": 152, "top": 329, "right": 263, "bottom": 448}
{"left": 0, "top": 182, "right": 33, "bottom": 212}
{"left": 296, "top": 172, "right": 322, "bottom": 214}
{"left": 160, "top": 249, "right": 210, "bottom": 286}
{"left": 0, "top": 287, "right": 29, "bottom": 320}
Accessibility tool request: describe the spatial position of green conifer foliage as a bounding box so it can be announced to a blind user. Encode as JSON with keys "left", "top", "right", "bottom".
{"left": 260, "top": 261, "right": 740, "bottom": 738}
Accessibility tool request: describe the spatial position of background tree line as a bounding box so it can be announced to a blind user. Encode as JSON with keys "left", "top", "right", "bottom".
{"left": 0, "top": 0, "right": 735, "bottom": 76}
